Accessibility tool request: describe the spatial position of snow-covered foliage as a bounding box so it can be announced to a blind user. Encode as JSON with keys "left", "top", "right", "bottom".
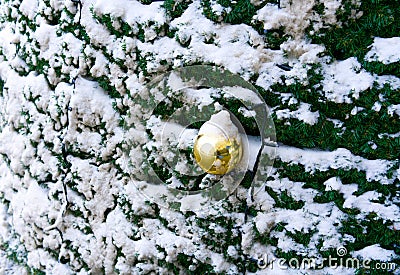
{"left": 0, "top": 0, "right": 399, "bottom": 274}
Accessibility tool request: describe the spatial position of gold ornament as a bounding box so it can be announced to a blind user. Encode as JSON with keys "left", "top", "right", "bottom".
{"left": 193, "top": 116, "right": 242, "bottom": 175}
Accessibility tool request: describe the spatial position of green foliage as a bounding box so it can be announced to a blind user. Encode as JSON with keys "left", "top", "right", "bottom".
{"left": 139, "top": 0, "right": 153, "bottom": 4}
{"left": 2, "top": 0, "right": 399, "bottom": 273}
{"left": 201, "top": 0, "right": 256, "bottom": 25}
{"left": 313, "top": 190, "right": 359, "bottom": 215}
{"left": 201, "top": 0, "right": 221, "bottom": 22}
{"left": 219, "top": 0, "right": 256, "bottom": 25}
{"left": 309, "top": 0, "right": 400, "bottom": 77}
{"left": 264, "top": 27, "right": 289, "bottom": 50}
{"left": 60, "top": 8, "right": 90, "bottom": 44}
{"left": 275, "top": 158, "right": 398, "bottom": 203}
{"left": 265, "top": 186, "right": 305, "bottom": 210}
{"left": 1, "top": 238, "right": 46, "bottom": 275}
{"left": 253, "top": 223, "right": 279, "bottom": 246}
{"left": 136, "top": 49, "right": 149, "bottom": 76}
{"left": 95, "top": 76, "right": 121, "bottom": 98}
{"left": 195, "top": 215, "right": 246, "bottom": 270}
{"left": 18, "top": 14, "right": 37, "bottom": 32}
{"left": 179, "top": 65, "right": 254, "bottom": 90}
{"left": 90, "top": 9, "right": 135, "bottom": 38}
{"left": 201, "top": 0, "right": 287, "bottom": 43}
{"left": 269, "top": 66, "right": 400, "bottom": 160}
{"left": 313, "top": 1, "right": 325, "bottom": 15}
{"left": 40, "top": 0, "right": 62, "bottom": 26}
{"left": 363, "top": 61, "right": 400, "bottom": 77}
{"left": 158, "top": 252, "right": 215, "bottom": 274}
{"left": 163, "top": 0, "right": 193, "bottom": 19}
{"left": 177, "top": 253, "right": 215, "bottom": 274}
{"left": 286, "top": 229, "right": 316, "bottom": 246}
{"left": 340, "top": 213, "right": 400, "bottom": 253}
{"left": 0, "top": 77, "right": 4, "bottom": 97}
{"left": 137, "top": 24, "right": 145, "bottom": 43}
{"left": 211, "top": 95, "right": 259, "bottom": 136}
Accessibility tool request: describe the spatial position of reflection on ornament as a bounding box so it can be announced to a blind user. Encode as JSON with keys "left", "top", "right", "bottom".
{"left": 193, "top": 111, "right": 242, "bottom": 175}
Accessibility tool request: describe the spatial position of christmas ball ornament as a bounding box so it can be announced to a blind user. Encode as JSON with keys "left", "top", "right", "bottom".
{"left": 193, "top": 111, "right": 242, "bottom": 175}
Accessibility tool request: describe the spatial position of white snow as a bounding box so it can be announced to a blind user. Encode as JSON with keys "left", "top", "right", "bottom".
{"left": 343, "top": 191, "right": 399, "bottom": 221}
{"left": 93, "top": 0, "right": 165, "bottom": 25}
{"left": 278, "top": 145, "right": 394, "bottom": 184}
{"left": 324, "top": 177, "right": 342, "bottom": 191}
{"left": 322, "top": 58, "right": 375, "bottom": 103}
{"left": 387, "top": 104, "right": 400, "bottom": 117}
{"left": 352, "top": 244, "right": 396, "bottom": 261}
{"left": 198, "top": 110, "right": 241, "bottom": 141}
{"left": 19, "top": 0, "right": 39, "bottom": 20}
{"left": 365, "top": 37, "right": 400, "bottom": 64}
{"left": 169, "top": 1, "right": 271, "bottom": 76}
{"left": 275, "top": 102, "right": 320, "bottom": 125}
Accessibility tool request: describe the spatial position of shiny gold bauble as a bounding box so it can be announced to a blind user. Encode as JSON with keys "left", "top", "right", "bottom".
{"left": 193, "top": 133, "right": 242, "bottom": 175}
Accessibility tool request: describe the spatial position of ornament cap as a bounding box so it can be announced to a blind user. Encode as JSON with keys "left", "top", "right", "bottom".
{"left": 193, "top": 111, "right": 242, "bottom": 175}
